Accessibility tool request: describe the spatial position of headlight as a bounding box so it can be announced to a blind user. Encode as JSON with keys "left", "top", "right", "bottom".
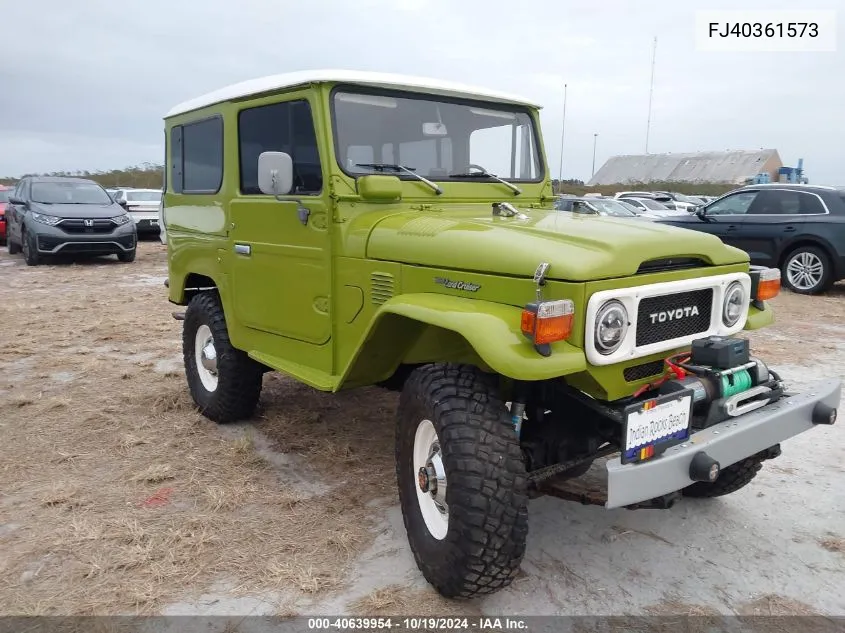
{"left": 111, "top": 214, "right": 132, "bottom": 225}
{"left": 30, "top": 212, "right": 62, "bottom": 226}
{"left": 594, "top": 300, "right": 628, "bottom": 355}
{"left": 722, "top": 281, "right": 746, "bottom": 327}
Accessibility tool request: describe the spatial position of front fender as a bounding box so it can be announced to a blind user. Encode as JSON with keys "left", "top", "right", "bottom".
{"left": 744, "top": 301, "right": 774, "bottom": 330}
{"left": 344, "top": 293, "right": 586, "bottom": 384}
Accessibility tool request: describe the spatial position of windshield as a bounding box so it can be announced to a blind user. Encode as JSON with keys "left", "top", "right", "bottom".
{"left": 31, "top": 181, "right": 112, "bottom": 205}
{"left": 332, "top": 90, "right": 542, "bottom": 183}
{"left": 588, "top": 199, "right": 638, "bottom": 217}
{"left": 672, "top": 193, "right": 701, "bottom": 204}
{"left": 127, "top": 191, "right": 162, "bottom": 202}
{"left": 0, "top": 189, "right": 8, "bottom": 203}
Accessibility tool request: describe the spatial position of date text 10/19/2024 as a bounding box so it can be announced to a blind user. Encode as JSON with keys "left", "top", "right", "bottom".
{"left": 307, "top": 617, "right": 528, "bottom": 630}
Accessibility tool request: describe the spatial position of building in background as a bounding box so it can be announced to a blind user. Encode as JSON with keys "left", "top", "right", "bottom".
{"left": 588, "top": 149, "right": 783, "bottom": 186}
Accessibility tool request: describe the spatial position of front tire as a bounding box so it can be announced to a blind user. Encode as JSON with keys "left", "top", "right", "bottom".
{"left": 682, "top": 456, "right": 763, "bottom": 498}
{"left": 182, "top": 292, "right": 264, "bottom": 423}
{"left": 7, "top": 236, "right": 20, "bottom": 255}
{"left": 22, "top": 230, "right": 40, "bottom": 266}
{"left": 117, "top": 248, "right": 136, "bottom": 263}
{"left": 781, "top": 246, "right": 832, "bottom": 295}
{"left": 396, "top": 364, "right": 529, "bottom": 599}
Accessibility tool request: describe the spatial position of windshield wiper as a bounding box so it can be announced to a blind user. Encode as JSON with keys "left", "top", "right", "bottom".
{"left": 355, "top": 163, "right": 442, "bottom": 195}
{"left": 448, "top": 170, "right": 522, "bottom": 196}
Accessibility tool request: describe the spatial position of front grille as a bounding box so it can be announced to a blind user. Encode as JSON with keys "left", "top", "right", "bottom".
{"left": 58, "top": 219, "right": 115, "bottom": 234}
{"left": 637, "top": 257, "right": 707, "bottom": 274}
{"left": 636, "top": 289, "right": 713, "bottom": 346}
{"left": 623, "top": 360, "right": 666, "bottom": 382}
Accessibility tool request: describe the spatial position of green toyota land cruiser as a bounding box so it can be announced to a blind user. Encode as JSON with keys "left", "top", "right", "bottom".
{"left": 162, "top": 70, "right": 841, "bottom": 599}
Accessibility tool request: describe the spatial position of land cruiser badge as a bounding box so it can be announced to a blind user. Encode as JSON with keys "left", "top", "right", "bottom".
{"left": 434, "top": 277, "right": 481, "bottom": 292}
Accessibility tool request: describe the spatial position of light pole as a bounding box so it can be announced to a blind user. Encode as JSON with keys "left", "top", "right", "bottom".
{"left": 591, "top": 133, "right": 599, "bottom": 179}
{"left": 558, "top": 83, "right": 568, "bottom": 190}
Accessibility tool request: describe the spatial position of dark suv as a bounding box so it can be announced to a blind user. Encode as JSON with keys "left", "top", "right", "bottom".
{"left": 655, "top": 184, "right": 845, "bottom": 294}
{"left": 5, "top": 177, "right": 137, "bottom": 266}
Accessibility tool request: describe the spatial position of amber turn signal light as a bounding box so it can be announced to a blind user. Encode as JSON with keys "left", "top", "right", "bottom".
{"left": 521, "top": 299, "right": 575, "bottom": 349}
{"left": 751, "top": 267, "right": 781, "bottom": 301}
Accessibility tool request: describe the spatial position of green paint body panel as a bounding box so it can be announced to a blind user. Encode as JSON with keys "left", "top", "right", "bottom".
{"left": 163, "top": 79, "right": 773, "bottom": 402}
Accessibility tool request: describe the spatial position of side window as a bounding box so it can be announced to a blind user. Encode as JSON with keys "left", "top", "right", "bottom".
{"left": 747, "top": 189, "right": 799, "bottom": 215}
{"left": 706, "top": 191, "right": 757, "bottom": 216}
{"left": 554, "top": 199, "right": 573, "bottom": 211}
{"left": 182, "top": 117, "right": 223, "bottom": 193}
{"left": 171, "top": 125, "right": 183, "bottom": 193}
{"left": 796, "top": 192, "right": 826, "bottom": 215}
{"left": 238, "top": 99, "right": 322, "bottom": 196}
{"left": 470, "top": 122, "right": 538, "bottom": 180}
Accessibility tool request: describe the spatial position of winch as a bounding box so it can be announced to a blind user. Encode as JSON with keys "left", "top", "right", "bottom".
{"left": 655, "top": 336, "right": 784, "bottom": 427}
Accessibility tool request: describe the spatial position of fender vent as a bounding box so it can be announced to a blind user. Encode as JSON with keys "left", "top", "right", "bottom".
{"left": 371, "top": 272, "right": 395, "bottom": 305}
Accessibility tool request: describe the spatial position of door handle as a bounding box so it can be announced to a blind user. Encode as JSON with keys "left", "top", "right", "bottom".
{"left": 784, "top": 225, "right": 796, "bottom": 232}
{"left": 234, "top": 244, "right": 251, "bottom": 256}
{"left": 726, "top": 225, "right": 738, "bottom": 231}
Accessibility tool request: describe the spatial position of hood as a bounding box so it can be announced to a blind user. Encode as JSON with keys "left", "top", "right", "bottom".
{"left": 365, "top": 206, "right": 748, "bottom": 281}
{"left": 31, "top": 201, "right": 125, "bottom": 219}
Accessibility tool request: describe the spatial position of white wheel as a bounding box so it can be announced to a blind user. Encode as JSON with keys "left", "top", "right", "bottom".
{"left": 194, "top": 324, "right": 218, "bottom": 392}
{"left": 413, "top": 418, "right": 449, "bottom": 540}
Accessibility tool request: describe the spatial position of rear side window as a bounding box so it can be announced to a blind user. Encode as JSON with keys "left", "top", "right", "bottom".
{"left": 238, "top": 100, "right": 322, "bottom": 195}
{"left": 169, "top": 116, "right": 223, "bottom": 194}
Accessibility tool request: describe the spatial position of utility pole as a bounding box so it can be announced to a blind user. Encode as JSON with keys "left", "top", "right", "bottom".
{"left": 558, "top": 83, "right": 568, "bottom": 190}
{"left": 645, "top": 35, "right": 657, "bottom": 154}
{"left": 591, "top": 133, "right": 599, "bottom": 179}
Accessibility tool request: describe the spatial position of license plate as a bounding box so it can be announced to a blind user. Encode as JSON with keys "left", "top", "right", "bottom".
{"left": 621, "top": 389, "right": 693, "bottom": 464}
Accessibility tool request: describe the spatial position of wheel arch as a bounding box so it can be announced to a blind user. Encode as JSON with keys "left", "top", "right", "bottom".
{"left": 778, "top": 236, "right": 837, "bottom": 270}
{"left": 337, "top": 293, "right": 587, "bottom": 391}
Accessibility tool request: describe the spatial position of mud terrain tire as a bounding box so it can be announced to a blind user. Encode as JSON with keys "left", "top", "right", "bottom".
{"left": 396, "top": 363, "right": 529, "bottom": 599}
{"left": 183, "top": 292, "right": 263, "bottom": 423}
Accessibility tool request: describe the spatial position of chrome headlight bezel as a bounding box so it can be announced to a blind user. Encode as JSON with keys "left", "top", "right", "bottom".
{"left": 30, "top": 212, "right": 62, "bottom": 226}
{"left": 722, "top": 281, "right": 746, "bottom": 327}
{"left": 594, "top": 299, "right": 629, "bottom": 356}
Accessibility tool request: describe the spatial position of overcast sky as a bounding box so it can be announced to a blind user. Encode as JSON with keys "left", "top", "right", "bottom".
{"left": 1, "top": 0, "right": 842, "bottom": 183}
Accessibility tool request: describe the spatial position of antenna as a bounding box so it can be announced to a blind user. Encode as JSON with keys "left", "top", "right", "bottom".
{"left": 645, "top": 36, "right": 657, "bottom": 154}
{"left": 558, "top": 83, "right": 568, "bottom": 189}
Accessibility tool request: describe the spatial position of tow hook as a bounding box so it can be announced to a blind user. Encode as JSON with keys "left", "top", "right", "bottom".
{"left": 624, "top": 491, "right": 682, "bottom": 510}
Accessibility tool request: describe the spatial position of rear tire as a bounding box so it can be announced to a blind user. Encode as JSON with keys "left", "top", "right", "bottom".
{"left": 22, "top": 230, "right": 40, "bottom": 266}
{"left": 781, "top": 246, "right": 832, "bottom": 295}
{"left": 117, "top": 249, "right": 136, "bottom": 263}
{"left": 183, "top": 292, "right": 264, "bottom": 423}
{"left": 396, "top": 363, "right": 529, "bottom": 599}
{"left": 682, "top": 456, "right": 763, "bottom": 498}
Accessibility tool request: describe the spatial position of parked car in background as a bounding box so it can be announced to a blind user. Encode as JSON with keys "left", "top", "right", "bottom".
{"left": 5, "top": 176, "right": 137, "bottom": 266}
{"left": 621, "top": 197, "right": 688, "bottom": 218}
{"left": 615, "top": 191, "right": 678, "bottom": 210}
{"left": 555, "top": 196, "right": 647, "bottom": 219}
{"left": 0, "top": 185, "right": 9, "bottom": 244}
{"left": 655, "top": 184, "right": 845, "bottom": 294}
{"left": 652, "top": 191, "right": 702, "bottom": 212}
{"left": 112, "top": 188, "right": 162, "bottom": 236}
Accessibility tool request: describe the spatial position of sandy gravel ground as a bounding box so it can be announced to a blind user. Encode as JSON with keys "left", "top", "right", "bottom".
{"left": 0, "top": 241, "right": 843, "bottom": 617}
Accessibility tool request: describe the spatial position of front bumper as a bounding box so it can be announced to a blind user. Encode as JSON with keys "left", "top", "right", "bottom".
{"left": 129, "top": 211, "right": 161, "bottom": 234}
{"left": 34, "top": 221, "right": 137, "bottom": 255}
{"left": 605, "top": 378, "right": 841, "bottom": 508}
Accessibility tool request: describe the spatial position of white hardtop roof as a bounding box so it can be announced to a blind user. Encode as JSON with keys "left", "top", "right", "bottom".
{"left": 165, "top": 69, "right": 541, "bottom": 118}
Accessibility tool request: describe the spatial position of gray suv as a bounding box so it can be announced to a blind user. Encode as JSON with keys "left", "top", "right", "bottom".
{"left": 5, "top": 177, "right": 137, "bottom": 266}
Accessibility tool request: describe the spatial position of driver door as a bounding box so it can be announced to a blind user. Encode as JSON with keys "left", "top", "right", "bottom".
{"left": 699, "top": 190, "right": 759, "bottom": 244}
